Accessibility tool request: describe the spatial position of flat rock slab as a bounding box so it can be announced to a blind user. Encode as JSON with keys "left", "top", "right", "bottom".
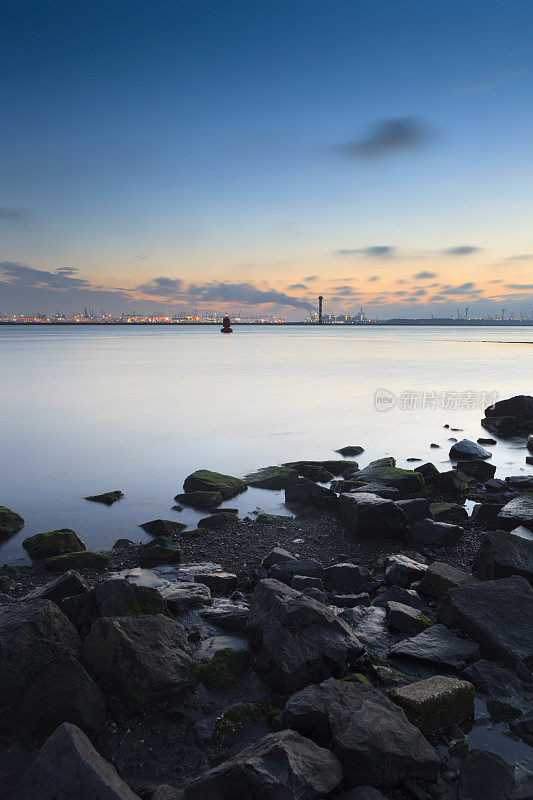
{"left": 498, "top": 493, "right": 533, "bottom": 531}
{"left": 437, "top": 575, "right": 533, "bottom": 666}
{"left": 458, "top": 748, "right": 533, "bottom": 800}
{"left": 385, "top": 601, "right": 433, "bottom": 635}
{"left": 385, "top": 554, "right": 427, "bottom": 588}
{"left": 282, "top": 677, "right": 439, "bottom": 789}
{"left": 390, "top": 675, "right": 474, "bottom": 733}
{"left": 13, "top": 722, "right": 140, "bottom": 800}
{"left": 183, "top": 730, "right": 342, "bottom": 800}
{"left": 473, "top": 530, "right": 533, "bottom": 584}
{"left": 340, "top": 493, "right": 407, "bottom": 539}
{"left": 247, "top": 579, "right": 363, "bottom": 693}
{"left": 462, "top": 659, "right": 522, "bottom": 697}
{"left": 340, "top": 606, "right": 396, "bottom": 659}
{"left": 408, "top": 518, "right": 464, "bottom": 548}
{"left": 389, "top": 623, "right": 479, "bottom": 670}
{"left": 418, "top": 562, "right": 477, "bottom": 600}
{"left": 243, "top": 465, "right": 300, "bottom": 489}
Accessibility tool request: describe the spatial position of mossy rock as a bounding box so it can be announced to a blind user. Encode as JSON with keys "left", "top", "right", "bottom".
{"left": 255, "top": 513, "right": 292, "bottom": 524}
{"left": 0, "top": 506, "right": 24, "bottom": 537}
{"left": 23, "top": 528, "right": 86, "bottom": 560}
{"left": 132, "top": 585, "right": 171, "bottom": 616}
{"left": 46, "top": 550, "right": 110, "bottom": 572}
{"left": 343, "top": 672, "right": 372, "bottom": 685}
{"left": 243, "top": 466, "right": 300, "bottom": 489}
{"left": 213, "top": 700, "right": 271, "bottom": 746}
{"left": 140, "top": 519, "right": 187, "bottom": 536}
{"left": 354, "top": 465, "right": 424, "bottom": 498}
{"left": 200, "top": 648, "right": 250, "bottom": 689}
{"left": 284, "top": 460, "right": 359, "bottom": 477}
{"left": 430, "top": 502, "right": 468, "bottom": 525}
{"left": 183, "top": 470, "right": 247, "bottom": 500}
{"left": 0, "top": 576, "right": 13, "bottom": 593}
{"left": 174, "top": 491, "right": 223, "bottom": 509}
{"left": 139, "top": 536, "right": 181, "bottom": 568}
{"left": 85, "top": 490, "right": 124, "bottom": 505}
{"left": 198, "top": 512, "right": 241, "bottom": 530}
{"left": 371, "top": 664, "right": 413, "bottom": 687}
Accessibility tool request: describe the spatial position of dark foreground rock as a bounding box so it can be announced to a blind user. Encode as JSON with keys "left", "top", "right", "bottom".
{"left": 390, "top": 675, "right": 475, "bottom": 733}
{"left": 82, "top": 614, "right": 195, "bottom": 707}
{"left": 472, "top": 529, "right": 533, "bottom": 584}
{"left": 247, "top": 579, "right": 363, "bottom": 692}
{"left": 498, "top": 493, "right": 533, "bottom": 531}
{"left": 183, "top": 730, "right": 342, "bottom": 800}
{"left": 458, "top": 748, "right": 533, "bottom": 800}
{"left": 340, "top": 493, "right": 407, "bottom": 539}
{"left": 408, "top": 518, "right": 464, "bottom": 548}
{"left": 0, "top": 506, "right": 24, "bottom": 537}
{"left": 437, "top": 575, "right": 533, "bottom": 666}
{"left": 389, "top": 623, "right": 479, "bottom": 670}
{"left": 462, "top": 659, "right": 522, "bottom": 697}
{"left": 13, "top": 722, "right": 140, "bottom": 800}
{"left": 449, "top": 439, "right": 491, "bottom": 460}
{"left": 22, "top": 528, "right": 86, "bottom": 559}
{"left": 282, "top": 678, "right": 439, "bottom": 788}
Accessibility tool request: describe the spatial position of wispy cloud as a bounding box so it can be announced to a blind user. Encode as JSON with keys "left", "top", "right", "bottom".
{"left": 450, "top": 69, "right": 531, "bottom": 97}
{"left": 337, "top": 246, "right": 395, "bottom": 258}
{"left": 414, "top": 271, "right": 438, "bottom": 279}
{"left": 288, "top": 283, "right": 307, "bottom": 290}
{"left": 336, "top": 118, "right": 433, "bottom": 160}
{"left": 444, "top": 246, "right": 481, "bottom": 256}
{"left": 368, "top": 275, "right": 380, "bottom": 282}
{"left": 0, "top": 208, "right": 28, "bottom": 221}
{"left": 136, "top": 277, "right": 184, "bottom": 296}
{"left": 0, "top": 261, "right": 92, "bottom": 290}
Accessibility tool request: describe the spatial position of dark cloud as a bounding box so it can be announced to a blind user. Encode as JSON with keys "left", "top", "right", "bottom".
{"left": 438, "top": 282, "right": 482, "bottom": 296}
{"left": 136, "top": 276, "right": 184, "bottom": 297}
{"left": 0, "top": 261, "right": 92, "bottom": 290}
{"left": 304, "top": 275, "right": 318, "bottom": 282}
{"left": 368, "top": 276, "right": 380, "bottom": 282}
{"left": 187, "top": 281, "right": 315, "bottom": 311}
{"left": 337, "top": 118, "right": 433, "bottom": 159}
{"left": 412, "top": 288, "right": 426, "bottom": 296}
{"left": 444, "top": 246, "right": 481, "bottom": 256}
{"left": 394, "top": 291, "right": 407, "bottom": 296}
{"left": 505, "top": 283, "right": 533, "bottom": 290}
{"left": 333, "top": 286, "right": 357, "bottom": 296}
{"left": 414, "top": 271, "right": 438, "bottom": 279}
{"left": 288, "top": 283, "right": 307, "bottom": 290}
{"left": 0, "top": 208, "right": 28, "bottom": 221}
{"left": 337, "top": 246, "right": 395, "bottom": 258}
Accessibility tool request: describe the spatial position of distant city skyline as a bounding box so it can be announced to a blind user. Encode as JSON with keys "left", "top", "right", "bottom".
{"left": 1, "top": 0, "right": 533, "bottom": 318}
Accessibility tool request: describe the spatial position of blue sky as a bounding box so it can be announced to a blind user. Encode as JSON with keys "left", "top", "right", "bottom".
{"left": 1, "top": 0, "right": 532, "bottom": 317}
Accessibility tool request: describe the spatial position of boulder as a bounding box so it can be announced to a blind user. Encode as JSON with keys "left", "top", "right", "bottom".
{"left": 268, "top": 558, "right": 325, "bottom": 584}
{"left": 22, "top": 529, "right": 86, "bottom": 560}
{"left": 292, "top": 575, "right": 324, "bottom": 591}
{"left": 60, "top": 592, "right": 100, "bottom": 638}
{"left": 285, "top": 459, "right": 360, "bottom": 477}
{"left": 506, "top": 475, "right": 533, "bottom": 491}
{"left": 449, "top": 439, "right": 491, "bottom": 461}
{"left": 484, "top": 394, "right": 533, "bottom": 423}
{"left": 481, "top": 415, "right": 518, "bottom": 437}
{"left": 336, "top": 483, "right": 400, "bottom": 500}
{"left": 161, "top": 580, "right": 212, "bottom": 611}
{"left": 0, "top": 506, "right": 24, "bottom": 537}
{"left": 17, "top": 658, "right": 106, "bottom": 737}
{"left": 396, "top": 498, "right": 431, "bottom": 523}
{"left": 24, "top": 571, "right": 90, "bottom": 603}
{"left": 92, "top": 578, "right": 142, "bottom": 617}
{"left": 194, "top": 571, "right": 237, "bottom": 594}
{"left": 45, "top": 551, "right": 110, "bottom": 572}
{"left": 139, "top": 537, "right": 181, "bottom": 568}
{"left": 458, "top": 748, "right": 531, "bottom": 800}
{"left": 261, "top": 546, "right": 295, "bottom": 569}
{"left": 294, "top": 464, "right": 335, "bottom": 483}
{"left": 198, "top": 512, "right": 241, "bottom": 529}
{"left": 418, "top": 562, "right": 477, "bottom": 600}
{"left": 390, "top": 675, "right": 474, "bottom": 733}
{"left": 82, "top": 614, "right": 195, "bottom": 707}
{"left": 456, "top": 459, "right": 496, "bottom": 481}
{"left": 437, "top": 576, "right": 533, "bottom": 666}
{"left": 140, "top": 519, "right": 186, "bottom": 536}
{"left": 340, "top": 493, "right": 407, "bottom": 539}
{"left": 336, "top": 446, "right": 365, "bottom": 457}
{"left": 331, "top": 593, "right": 370, "bottom": 608}
{"left": 324, "top": 563, "right": 366, "bottom": 592}
{"left": 372, "top": 585, "right": 426, "bottom": 610}
{"left": 344, "top": 465, "right": 424, "bottom": 498}
{"left": 471, "top": 502, "right": 505, "bottom": 528}
{"left": 389, "top": 624, "right": 479, "bottom": 670}
{"left": 182, "top": 470, "right": 247, "bottom": 499}
{"left": 385, "top": 601, "right": 433, "bottom": 635}
{"left": 498, "top": 493, "right": 533, "bottom": 531}
{"left": 13, "top": 722, "right": 140, "bottom": 800}
{"left": 247, "top": 579, "right": 363, "bottom": 692}
{"left": 340, "top": 606, "right": 394, "bottom": 659}
{"left": 384, "top": 554, "right": 427, "bottom": 588}
{"left": 85, "top": 490, "right": 124, "bottom": 504}
{"left": 243, "top": 465, "right": 300, "bottom": 489}
{"left": 0, "top": 600, "right": 80, "bottom": 714}
{"left": 200, "top": 606, "right": 249, "bottom": 633}
{"left": 200, "top": 647, "right": 250, "bottom": 689}
{"left": 433, "top": 469, "right": 470, "bottom": 493}
{"left": 174, "top": 490, "right": 223, "bottom": 508}
{"left": 285, "top": 479, "right": 338, "bottom": 512}
{"left": 473, "top": 530, "right": 533, "bottom": 584}
{"left": 462, "top": 659, "right": 521, "bottom": 697}
{"left": 281, "top": 678, "right": 439, "bottom": 789}
{"left": 183, "top": 730, "right": 342, "bottom": 800}
{"left": 511, "top": 710, "right": 533, "bottom": 744}
{"left": 430, "top": 502, "right": 469, "bottom": 525}
{"left": 408, "top": 518, "right": 464, "bottom": 548}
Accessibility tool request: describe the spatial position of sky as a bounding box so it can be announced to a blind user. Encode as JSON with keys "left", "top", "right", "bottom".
{"left": 1, "top": 0, "right": 532, "bottom": 319}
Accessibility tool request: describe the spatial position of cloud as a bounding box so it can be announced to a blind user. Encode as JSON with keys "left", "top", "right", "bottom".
{"left": 333, "top": 286, "right": 357, "bottom": 296}
{"left": 412, "top": 288, "right": 426, "bottom": 296}
{"left": 288, "top": 283, "right": 307, "bottom": 290}
{"left": 0, "top": 208, "right": 28, "bottom": 221}
{"left": 337, "top": 118, "right": 433, "bottom": 159}
{"left": 368, "top": 275, "right": 380, "bottom": 282}
{"left": 414, "top": 271, "right": 438, "bottom": 279}
{"left": 136, "top": 276, "right": 184, "bottom": 297}
{"left": 438, "top": 282, "right": 482, "bottom": 296}
{"left": 187, "top": 281, "right": 315, "bottom": 311}
{"left": 0, "top": 261, "right": 92, "bottom": 290}
{"left": 444, "top": 246, "right": 481, "bottom": 256}
{"left": 337, "top": 246, "right": 395, "bottom": 258}
{"left": 505, "top": 283, "right": 533, "bottom": 290}
{"left": 450, "top": 69, "right": 531, "bottom": 97}
{"left": 304, "top": 275, "right": 318, "bottom": 282}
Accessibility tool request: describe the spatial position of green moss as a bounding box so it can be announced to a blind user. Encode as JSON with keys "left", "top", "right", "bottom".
{"left": 200, "top": 648, "right": 250, "bottom": 689}
{"left": 140, "top": 519, "right": 187, "bottom": 536}
{"left": 132, "top": 585, "right": 171, "bottom": 616}
{"left": 0, "top": 506, "right": 25, "bottom": 537}
{"left": 390, "top": 683, "right": 475, "bottom": 733}
{"left": 255, "top": 513, "right": 290, "bottom": 524}
{"left": 23, "top": 528, "right": 85, "bottom": 560}
{"left": 45, "top": 550, "right": 110, "bottom": 572}
{"left": 342, "top": 672, "right": 371, "bottom": 685}
{"left": 371, "top": 665, "right": 413, "bottom": 687}
{"left": 174, "top": 491, "right": 223, "bottom": 509}
{"left": 183, "top": 470, "right": 247, "bottom": 499}
{"left": 212, "top": 700, "right": 271, "bottom": 746}
{"left": 85, "top": 490, "right": 124, "bottom": 505}
{"left": 139, "top": 536, "right": 181, "bottom": 567}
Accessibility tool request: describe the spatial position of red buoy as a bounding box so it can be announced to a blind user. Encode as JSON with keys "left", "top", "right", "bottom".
{"left": 221, "top": 314, "right": 233, "bottom": 333}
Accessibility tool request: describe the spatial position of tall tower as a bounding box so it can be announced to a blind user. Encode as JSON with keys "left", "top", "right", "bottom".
{"left": 318, "top": 296, "right": 323, "bottom": 324}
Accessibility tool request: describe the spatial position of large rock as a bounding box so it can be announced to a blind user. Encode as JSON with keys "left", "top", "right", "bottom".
{"left": 340, "top": 606, "right": 394, "bottom": 659}
{"left": 13, "top": 722, "right": 140, "bottom": 800}
{"left": 396, "top": 498, "right": 431, "bottom": 523}
{"left": 449, "top": 439, "right": 491, "bottom": 460}
{"left": 281, "top": 678, "right": 439, "bottom": 789}
{"left": 85, "top": 490, "right": 124, "bottom": 505}
{"left": 473, "top": 530, "right": 533, "bottom": 584}
{"left": 484, "top": 394, "right": 533, "bottom": 425}
{"left": 385, "top": 601, "right": 433, "bottom": 635}
{"left": 22, "top": 529, "right": 86, "bottom": 560}
{"left": 458, "top": 748, "right": 533, "bottom": 800}
{"left": 45, "top": 551, "right": 110, "bottom": 572}
{"left": 139, "top": 519, "right": 186, "bottom": 536}
{"left": 389, "top": 624, "right": 479, "bottom": 669}
{"left": 418, "top": 562, "right": 477, "bottom": 600}
{"left": 0, "top": 599, "right": 80, "bottom": 714}
{"left": 407, "top": 518, "right": 464, "bottom": 548}
{"left": 324, "top": 563, "right": 366, "bottom": 592}
{"left": 17, "top": 658, "right": 106, "bottom": 737}
{"left": 182, "top": 470, "right": 247, "bottom": 499}
{"left": 183, "top": 730, "right": 342, "bottom": 800}
{"left": 0, "top": 506, "right": 24, "bottom": 537}
{"left": 285, "top": 479, "right": 338, "bottom": 512}
{"left": 384, "top": 554, "right": 427, "bottom": 588}
{"left": 243, "top": 465, "right": 299, "bottom": 489}
{"left": 345, "top": 464, "right": 424, "bottom": 498}
{"left": 268, "top": 558, "right": 325, "bottom": 585}
{"left": 247, "top": 579, "right": 363, "bottom": 692}
{"left": 462, "top": 660, "right": 521, "bottom": 697}
{"left": 498, "top": 493, "right": 533, "bottom": 531}
{"left": 390, "top": 675, "right": 474, "bottom": 733}
{"left": 430, "top": 502, "right": 469, "bottom": 525}
{"left": 340, "top": 493, "right": 407, "bottom": 539}
{"left": 24, "top": 571, "right": 90, "bottom": 603}
{"left": 481, "top": 415, "right": 519, "bottom": 437}
{"left": 437, "top": 576, "right": 533, "bottom": 666}
{"left": 372, "top": 585, "right": 426, "bottom": 610}
{"left": 174, "top": 491, "right": 222, "bottom": 509}
{"left": 82, "top": 614, "right": 195, "bottom": 706}
{"left": 139, "top": 536, "right": 181, "bottom": 568}
{"left": 456, "top": 459, "right": 496, "bottom": 481}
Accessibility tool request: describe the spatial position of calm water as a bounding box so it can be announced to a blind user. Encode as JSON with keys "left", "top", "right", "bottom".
{"left": 1, "top": 325, "right": 532, "bottom": 563}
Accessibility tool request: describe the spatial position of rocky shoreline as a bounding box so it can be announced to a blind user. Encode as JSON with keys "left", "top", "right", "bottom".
{"left": 0, "top": 394, "right": 532, "bottom": 800}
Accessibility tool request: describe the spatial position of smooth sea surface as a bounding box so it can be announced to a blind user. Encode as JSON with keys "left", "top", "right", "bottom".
{"left": 1, "top": 324, "right": 532, "bottom": 564}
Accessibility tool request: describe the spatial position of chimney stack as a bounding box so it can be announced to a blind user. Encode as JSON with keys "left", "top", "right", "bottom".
{"left": 318, "top": 296, "right": 323, "bottom": 324}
